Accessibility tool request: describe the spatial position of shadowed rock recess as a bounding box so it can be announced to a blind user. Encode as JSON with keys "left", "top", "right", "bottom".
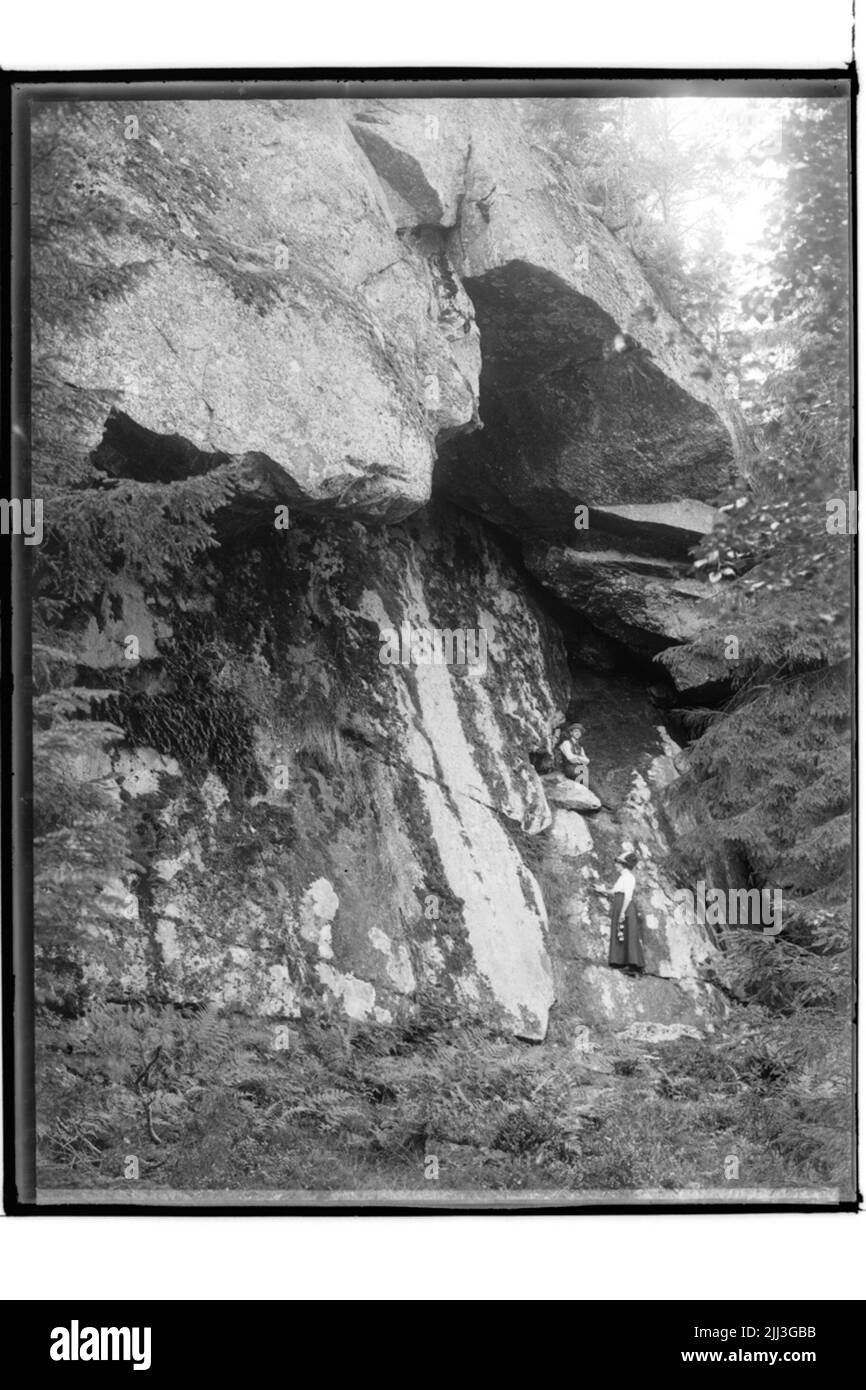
{"left": 33, "top": 97, "right": 750, "bottom": 1044}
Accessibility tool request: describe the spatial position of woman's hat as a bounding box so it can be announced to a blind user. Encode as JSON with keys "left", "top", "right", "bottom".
{"left": 615, "top": 850, "right": 638, "bottom": 868}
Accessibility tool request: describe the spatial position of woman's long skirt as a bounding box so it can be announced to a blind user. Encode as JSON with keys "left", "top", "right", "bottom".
{"left": 608, "top": 895, "right": 645, "bottom": 970}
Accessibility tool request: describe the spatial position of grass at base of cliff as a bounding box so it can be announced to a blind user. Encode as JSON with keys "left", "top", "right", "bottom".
{"left": 35, "top": 1003, "right": 851, "bottom": 1197}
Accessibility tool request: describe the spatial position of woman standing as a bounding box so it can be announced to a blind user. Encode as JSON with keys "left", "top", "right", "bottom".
{"left": 606, "top": 849, "right": 645, "bottom": 976}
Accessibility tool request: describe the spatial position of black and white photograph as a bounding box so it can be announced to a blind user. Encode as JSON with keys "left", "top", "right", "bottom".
{"left": 5, "top": 71, "right": 856, "bottom": 1213}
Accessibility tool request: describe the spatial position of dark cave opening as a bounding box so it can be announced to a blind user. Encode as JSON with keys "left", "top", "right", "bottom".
{"left": 429, "top": 256, "right": 736, "bottom": 753}
{"left": 93, "top": 410, "right": 231, "bottom": 484}
{"left": 433, "top": 258, "right": 734, "bottom": 542}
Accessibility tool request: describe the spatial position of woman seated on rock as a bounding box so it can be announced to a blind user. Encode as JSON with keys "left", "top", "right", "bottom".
{"left": 557, "top": 722, "right": 590, "bottom": 783}
{"left": 603, "top": 849, "right": 646, "bottom": 977}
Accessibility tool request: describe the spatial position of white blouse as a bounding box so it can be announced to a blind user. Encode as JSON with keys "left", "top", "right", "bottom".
{"left": 612, "top": 869, "right": 635, "bottom": 913}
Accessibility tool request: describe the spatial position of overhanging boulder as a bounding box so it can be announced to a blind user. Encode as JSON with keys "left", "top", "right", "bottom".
{"left": 526, "top": 541, "right": 712, "bottom": 656}
{"left": 435, "top": 263, "right": 736, "bottom": 537}
{"left": 346, "top": 97, "right": 749, "bottom": 539}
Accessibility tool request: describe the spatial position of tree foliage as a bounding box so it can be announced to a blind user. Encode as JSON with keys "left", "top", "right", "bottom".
{"left": 663, "top": 98, "right": 852, "bottom": 1029}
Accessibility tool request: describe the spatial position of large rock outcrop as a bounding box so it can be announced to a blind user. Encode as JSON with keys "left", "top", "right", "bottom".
{"left": 32, "top": 95, "right": 748, "bottom": 1043}
{"left": 34, "top": 97, "right": 746, "bottom": 526}
{"left": 32, "top": 100, "right": 481, "bottom": 518}
{"left": 344, "top": 99, "right": 748, "bottom": 537}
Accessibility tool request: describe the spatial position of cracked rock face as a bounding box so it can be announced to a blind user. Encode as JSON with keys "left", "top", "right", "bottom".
{"left": 46, "top": 502, "right": 569, "bottom": 1040}
{"left": 348, "top": 103, "right": 469, "bottom": 227}
{"left": 33, "top": 96, "right": 749, "bottom": 1040}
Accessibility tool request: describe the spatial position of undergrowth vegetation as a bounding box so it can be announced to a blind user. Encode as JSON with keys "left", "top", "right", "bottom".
{"left": 37, "top": 998, "right": 852, "bottom": 1195}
